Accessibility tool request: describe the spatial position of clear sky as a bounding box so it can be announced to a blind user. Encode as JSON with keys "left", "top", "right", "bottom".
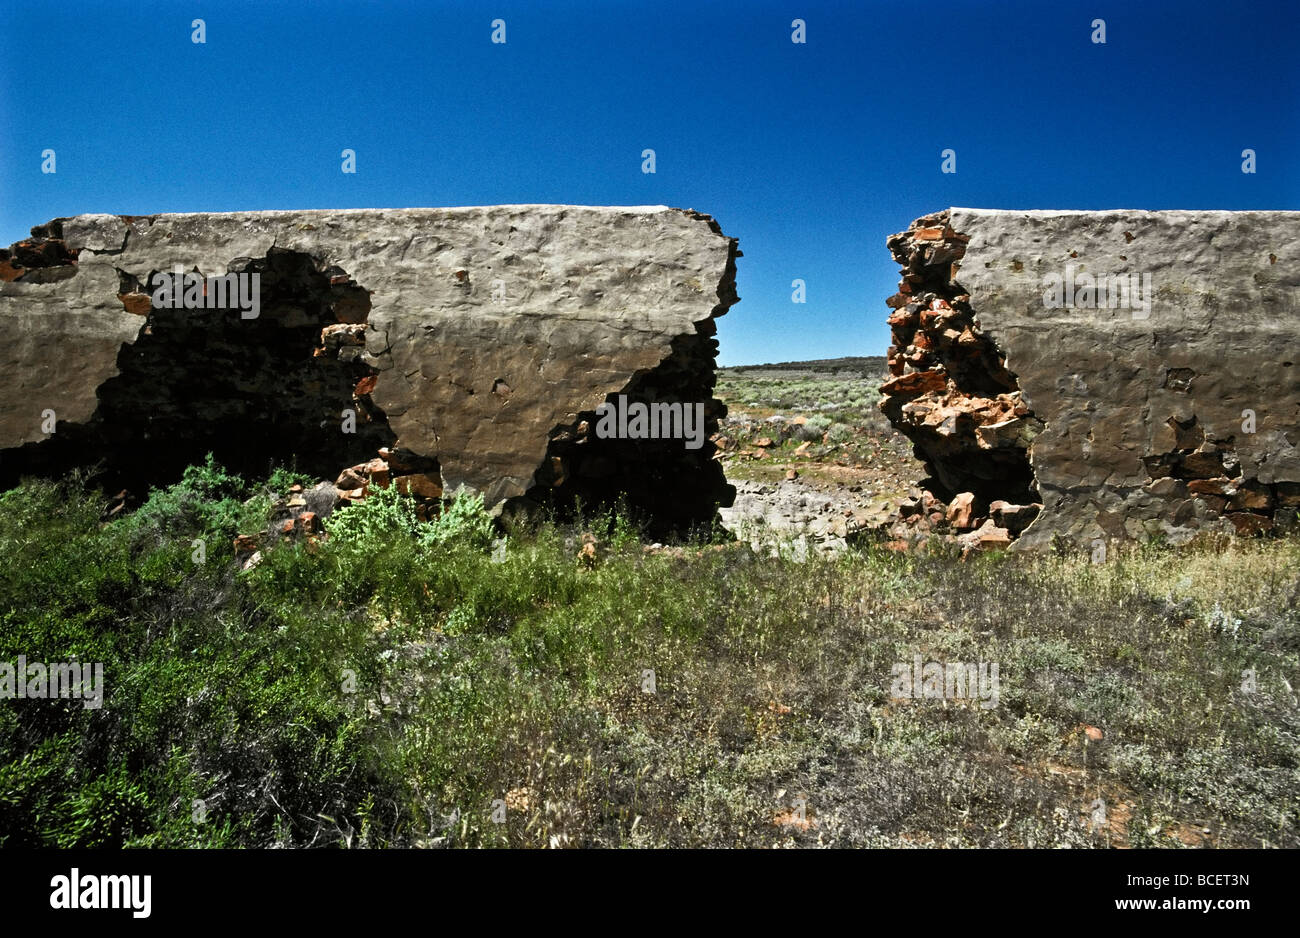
{"left": 1, "top": 0, "right": 1295, "bottom": 365}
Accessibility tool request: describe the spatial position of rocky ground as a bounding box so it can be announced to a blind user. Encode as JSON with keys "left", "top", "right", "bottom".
{"left": 713, "top": 358, "right": 925, "bottom": 552}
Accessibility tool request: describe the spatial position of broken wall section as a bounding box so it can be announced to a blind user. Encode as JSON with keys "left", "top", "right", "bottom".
{"left": 509, "top": 222, "right": 740, "bottom": 537}
{"left": 878, "top": 211, "right": 1044, "bottom": 549}
{"left": 879, "top": 207, "right": 1300, "bottom": 550}
{"left": 0, "top": 206, "right": 740, "bottom": 534}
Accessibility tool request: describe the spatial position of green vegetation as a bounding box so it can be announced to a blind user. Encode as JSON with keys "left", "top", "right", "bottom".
{"left": 713, "top": 365, "right": 916, "bottom": 489}
{"left": 0, "top": 460, "right": 1297, "bottom": 847}
{"left": 717, "top": 369, "right": 891, "bottom": 432}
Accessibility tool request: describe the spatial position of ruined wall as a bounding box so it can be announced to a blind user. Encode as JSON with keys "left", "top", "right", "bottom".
{"left": 881, "top": 208, "right": 1300, "bottom": 550}
{"left": 0, "top": 206, "right": 739, "bottom": 530}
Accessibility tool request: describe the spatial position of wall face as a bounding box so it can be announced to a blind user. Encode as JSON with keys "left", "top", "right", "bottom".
{"left": 0, "top": 206, "right": 739, "bottom": 529}
{"left": 881, "top": 208, "right": 1300, "bottom": 550}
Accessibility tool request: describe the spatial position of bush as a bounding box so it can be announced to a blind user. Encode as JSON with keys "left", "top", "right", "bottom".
{"left": 127, "top": 453, "right": 267, "bottom": 546}
{"left": 324, "top": 482, "right": 420, "bottom": 546}
{"left": 794, "top": 415, "right": 831, "bottom": 441}
{"left": 418, "top": 488, "right": 496, "bottom": 552}
{"left": 266, "top": 465, "right": 318, "bottom": 495}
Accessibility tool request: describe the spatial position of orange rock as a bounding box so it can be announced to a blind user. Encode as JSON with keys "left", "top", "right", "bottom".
{"left": 363, "top": 457, "right": 390, "bottom": 488}
{"left": 336, "top": 465, "right": 366, "bottom": 489}
{"left": 946, "top": 492, "right": 978, "bottom": 529}
{"left": 974, "top": 525, "right": 1012, "bottom": 550}
{"left": 1229, "top": 484, "right": 1273, "bottom": 511}
{"left": 1226, "top": 512, "right": 1272, "bottom": 536}
{"left": 1188, "top": 478, "right": 1234, "bottom": 497}
{"left": 880, "top": 370, "right": 947, "bottom": 398}
{"left": 320, "top": 323, "right": 367, "bottom": 347}
{"left": 117, "top": 292, "right": 152, "bottom": 315}
{"left": 887, "top": 307, "right": 917, "bottom": 328}
{"left": 394, "top": 473, "right": 443, "bottom": 500}
{"left": 773, "top": 809, "right": 817, "bottom": 830}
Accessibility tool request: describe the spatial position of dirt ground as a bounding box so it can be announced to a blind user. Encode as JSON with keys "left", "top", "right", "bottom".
{"left": 713, "top": 359, "right": 926, "bottom": 550}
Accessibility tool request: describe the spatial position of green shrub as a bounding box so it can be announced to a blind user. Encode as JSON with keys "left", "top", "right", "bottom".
{"left": 266, "top": 465, "right": 318, "bottom": 494}
{"left": 127, "top": 453, "right": 267, "bottom": 545}
{"left": 325, "top": 481, "right": 420, "bottom": 546}
{"left": 418, "top": 487, "right": 496, "bottom": 552}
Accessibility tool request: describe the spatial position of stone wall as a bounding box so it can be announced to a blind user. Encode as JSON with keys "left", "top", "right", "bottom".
{"left": 881, "top": 208, "right": 1300, "bottom": 550}
{"left": 0, "top": 206, "right": 739, "bottom": 532}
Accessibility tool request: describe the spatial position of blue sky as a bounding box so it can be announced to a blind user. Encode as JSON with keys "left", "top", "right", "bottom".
{"left": 1, "top": 0, "right": 1295, "bottom": 365}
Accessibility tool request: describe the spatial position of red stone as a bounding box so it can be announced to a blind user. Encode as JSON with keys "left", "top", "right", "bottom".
{"left": 946, "top": 492, "right": 978, "bottom": 529}
{"left": 881, "top": 370, "right": 947, "bottom": 398}
{"left": 1229, "top": 483, "right": 1273, "bottom": 511}
{"left": 336, "top": 466, "right": 366, "bottom": 489}
{"left": 395, "top": 473, "right": 443, "bottom": 500}
{"left": 117, "top": 292, "right": 152, "bottom": 315}
{"left": 973, "top": 525, "right": 1012, "bottom": 550}
{"left": 1188, "top": 478, "right": 1234, "bottom": 497}
{"left": 1226, "top": 512, "right": 1272, "bottom": 535}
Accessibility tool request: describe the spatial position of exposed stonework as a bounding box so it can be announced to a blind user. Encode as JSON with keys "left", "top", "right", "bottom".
{"left": 880, "top": 208, "right": 1300, "bottom": 550}
{"left": 0, "top": 206, "right": 739, "bottom": 531}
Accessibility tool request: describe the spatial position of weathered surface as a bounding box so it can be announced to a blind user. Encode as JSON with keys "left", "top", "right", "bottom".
{"left": 881, "top": 208, "right": 1300, "bottom": 550}
{"left": 0, "top": 206, "right": 739, "bottom": 529}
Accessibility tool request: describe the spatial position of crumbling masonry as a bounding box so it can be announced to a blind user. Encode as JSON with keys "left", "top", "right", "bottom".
{"left": 880, "top": 208, "right": 1300, "bottom": 550}
{"left": 0, "top": 207, "right": 739, "bottom": 534}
